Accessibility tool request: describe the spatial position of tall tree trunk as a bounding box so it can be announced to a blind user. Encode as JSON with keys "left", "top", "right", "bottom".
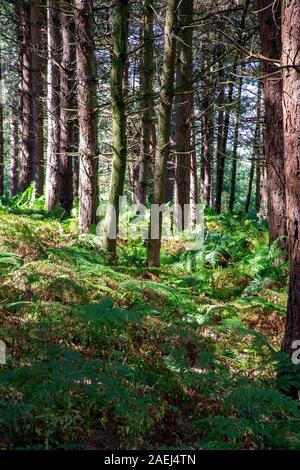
{"left": 229, "top": 75, "right": 243, "bottom": 213}
{"left": 73, "top": 122, "right": 79, "bottom": 198}
{"left": 258, "top": 0, "right": 287, "bottom": 248}
{"left": 215, "top": 2, "right": 249, "bottom": 213}
{"left": 9, "top": 102, "right": 19, "bottom": 197}
{"left": 75, "top": 0, "right": 99, "bottom": 233}
{"left": 200, "top": 74, "right": 214, "bottom": 207}
{"left": 245, "top": 87, "right": 261, "bottom": 213}
{"left": 259, "top": 161, "right": 268, "bottom": 220}
{"left": 0, "top": 57, "right": 3, "bottom": 197}
{"left": 244, "top": 162, "right": 254, "bottom": 214}
{"left": 136, "top": 0, "right": 155, "bottom": 207}
{"left": 30, "top": 0, "right": 44, "bottom": 198}
{"left": 190, "top": 119, "right": 198, "bottom": 226}
{"left": 174, "top": 0, "right": 193, "bottom": 230}
{"left": 46, "top": 0, "right": 61, "bottom": 211}
{"left": 59, "top": 0, "right": 76, "bottom": 214}
{"left": 19, "top": 0, "right": 32, "bottom": 193}
{"left": 255, "top": 150, "right": 262, "bottom": 213}
{"left": 281, "top": 1, "right": 300, "bottom": 366}
{"left": 221, "top": 61, "right": 237, "bottom": 175}
{"left": 103, "top": 0, "right": 128, "bottom": 255}
{"left": 147, "top": 0, "right": 178, "bottom": 267}
{"left": 215, "top": 43, "right": 225, "bottom": 214}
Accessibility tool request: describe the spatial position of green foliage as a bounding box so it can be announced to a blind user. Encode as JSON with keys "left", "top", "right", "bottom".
{"left": 0, "top": 206, "right": 296, "bottom": 450}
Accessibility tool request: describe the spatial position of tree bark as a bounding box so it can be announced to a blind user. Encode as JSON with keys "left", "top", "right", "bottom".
{"left": 19, "top": 0, "right": 32, "bottom": 193}
{"left": 136, "top": 0, "right": 155, "bottom": 207}
{"left": 220, "top": 62, "right": 237, "bottom": 191}
{"left": 257, "top": 0, "right": 287, "bottom": 248}
{"left": 46, "top": 0, "right": 61, "bottom": 211}
{"left": 0, "top": 57, "right": 3, "bottom": 197}
{"left": 103, "top": 0, "right": 128, "bottom": 255}
{"left": 59, "top": 0, "right": 76, "bottom": 214}
{"left": 255, "top": 148, "right": 262, "bottom": 213}
{"left": 174, "top": 0, "right": 193, "bottom": 231}
{"left": 75, "top": 0, "right": 99, "bottom": 233}
{"left": 245, "top": 87, "right": 261, "bottom": 213}
{"left": 9, "top": 102, "right": 19, "bottom": 197}
{"left": 229, "top": 75, "right": 243, "bottom": 213}
{"left": 147, "top": 0, "right": 178, "bottom": 267}
{"left": 200, "top": 74, "right": 214, "bottom": 207}
{"left": 30, "top": 0, "right": 44, "bottom": 198}
{"left": 190, "top": 119, "right": 198, "bottom": 226}
{"left": 281, "top": 1, "right": 300, "bottom": 363}
{"left": 215, "top": 43, "right": 225, "bottom": 214}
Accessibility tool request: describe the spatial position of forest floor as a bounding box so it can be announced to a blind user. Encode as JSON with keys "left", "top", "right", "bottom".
{"left": 0, "top": 201, "right": 300, "bottom": 450}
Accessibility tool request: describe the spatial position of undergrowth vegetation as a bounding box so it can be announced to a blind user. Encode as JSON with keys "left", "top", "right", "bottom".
{"left": 0, "top": 197, "right": 299, "bottom": 450}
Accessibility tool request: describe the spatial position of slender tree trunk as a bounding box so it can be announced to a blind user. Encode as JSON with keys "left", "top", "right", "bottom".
{"left": 166, "top": 108, "right": 176, "bottom": 203}
{"left": 59, "top": 0, "right": 76, "bottom": 214}
{"left": 73, "top": 122, "right": 79, "bottom": 198}
{"left": 190, "top": 119, "right": 198, "bottom": 226}
{"left": 19, "top": 0, "right": 32, "bottom": 193}
{"left": 46, "top": 0, "right": 61, "bottom": 211}
{"left": 221, "top": 61, "right": 237, "bottom": 164}
{"left": 245, "top": 87, "right": 261, "bottom": 213}
{"left": 30, "top": 0, "right": 44, "bottom": 197}
{"left": 174, "top": 0, "right": 193, "bottom": 230}
{"left": 147, "top": 0, "right": 178, "bottom": 267}
{"left": 103, "top": 0, "right": 128, "bottom": 254}
{"left": 259, "top": 161, "right": 268, "bottom": 219}
{"left": 258, "top": 0, "right": 287, "bottom": 248}
{"left": 75, "top": 0, "right": 99, "bottom": 233}
{"left": 255, "top": 150, "right": 262, "bottom": 213}
{"left": 215, "top": 2, "right": 249, "bottom": 213}
{"left": 215, "top": 44, "right": 225, "bottom": 214}
{"left": 200, "top": 76, "right": 214, "bottom": 207}
{"left": 229, "top": 75, "right": 243, "bottom": 213}
{"left": 0, "top": 57, "right": 3, "bottom": 197}
{"left": 245, "top": 162, "right": 254, "bottom": 214}
{"left": 136, "top": 0, "right": 155, "bottom": 207}
{"left": 281, "top": 1, "right": 300, "bottom": 366}
{"left": 9, "top": 102, "right": 19, "bottom": 197}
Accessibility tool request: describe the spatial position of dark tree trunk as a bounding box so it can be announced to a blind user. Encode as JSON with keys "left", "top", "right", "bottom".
{"left": 73, "top": 122, "right": 79, "bottom": 198}
{"left": 0, "top": 58, "right": 3, "bottom": 197}
{"left": 200, "top": 75, "right": 214, "bottom": 207}
{"left": 174, "top": 0, "right": 193, "bottom": 230}
{"left": 75, "top": 0, "right": 99, "bottom": 233}
{"left": 245, "top": 87, "right": 261, "bottom": 213}
{"left": 30, "top": 0, "right": 44, "bottom": 197}
{"left": 229, "top": 75, "right": 243, "bottom": 213}
{"left": 221, "top": 61, "right": 237, "bottom": 176}
{"left": 281, "top": 1, "right": 300, "bottom": 363}
{"left": 190, "top": 120, "right": 198, "bottom": 226}
{"left": 136, "top": 0, "right": 155, "bottom": 207}
{"left": 255, "top": 151, "right": 262, "bottom": 213}
{"left": 9, "top": 102, "right": 19, "bottom": 197}
{"left": 103, "top": 0, "right": 128, "bottom": 255}
{"left": 19, "top": 0, "right": 32, "bottom": 193}
{"left": 214, "top": 43, "right": 225, "bottom": 214}
{"left": 257, "top": 0, "right": 287, "bottom": 248}
{"left": 259, "top": 129, "right": 268, "bottom": 219}
{"left": 59, "top": 0, "right": 76, "bottom": 214}
{"left": 46, "top": 0, "right": 61, "bottom": 211}
{"left": 215, "top": 2, "right": 249, "bottom": 213}
{"left": 147, "top": 0, "right": 178, "bottom": 267}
